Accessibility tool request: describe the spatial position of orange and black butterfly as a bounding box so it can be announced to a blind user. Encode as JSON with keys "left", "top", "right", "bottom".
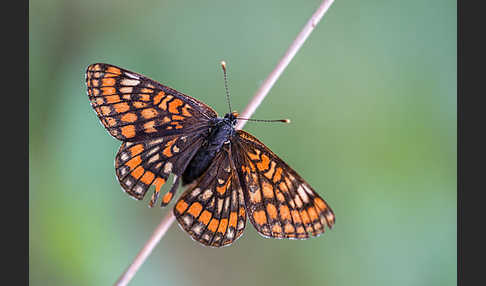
{"left": 85, "top": 63, "right": 335, "bottom": 247}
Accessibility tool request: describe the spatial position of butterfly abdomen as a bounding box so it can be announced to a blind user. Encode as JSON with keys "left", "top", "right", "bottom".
{"left": 181, "top": 118, "right": 235, "bottom": 185}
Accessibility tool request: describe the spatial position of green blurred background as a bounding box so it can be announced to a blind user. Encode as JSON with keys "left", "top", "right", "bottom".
{"left": 29, "top": 0, "right": 456, "bottom": 285}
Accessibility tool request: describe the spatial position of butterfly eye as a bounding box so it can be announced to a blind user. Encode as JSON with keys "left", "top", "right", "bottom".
{"left": 223, "top": 111, "right": 238, "bottom": 121}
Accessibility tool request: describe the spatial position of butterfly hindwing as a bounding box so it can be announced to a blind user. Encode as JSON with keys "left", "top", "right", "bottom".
{"left": 86, "top": 63, "right": 217, "bottom": 142}
{"left": 115, "top": 133, "right": 205, "bottom": 207}
{"left": 174, "top": 145, "right": 247, "bottom": 247}
{"left": 232, "top": 130, "right": 335, "bottom": 239}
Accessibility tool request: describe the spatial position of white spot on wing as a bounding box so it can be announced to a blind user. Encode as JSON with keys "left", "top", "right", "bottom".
{"left": 297, "top": 185, "right": 310, "bottom": 203}
{"left": 238, "top": 188, "right": 245, "bottom": 205}
{"left": 294, "top": 195, "right": 303, "bottom": 208}
{"left": 192, "top": 224, "right": 203, "bottom": 235}
{"left": 120, "top": 166, "right": 128, "bottom": 176}
{"left": 164, "top": 162, "right": 173, "bottom": 174}
{"left": 238, "top": 219, "right": 245, "bottom": 230}
{"left": 121, "top": 78, "right": 140, "bottom": 86}
{"left": 134, "top": 185, "right": 144, "bottom": 194}
{"left": 226, "top": 228, "right": 234, "bottom": 239}
{"left": 224, "top": 197, "right": 230, "bottom": 212}
{"left": 120, "top": 152, "right": 129, "bottom": 161}
{"left": 202, "top": 189, "right": 213, "bottom": 201}
{"left": 232, "top": 189, "right": 237, "bottom": 207}
{"left": 146, "top": 146, "right": 160, "bottom": 157}
{"left": 183, "top": 215, "right": 193, "bottom": 226}
{"left": 289, "top": 200, "right": 295, "bottom": 208}
{"left": 148, "top": 153, "right": 160, "bottom": 164}
{"left": 125, "top": 178, "right": 134, "bottom": 187}
{"left": 325, "top": 212, "right": 335, "bottom": 223}
{"left": 149, "top": 138, "right": 164, "bottom": 146}
{"left": 303, "top": 184, "right": 314, "bottom": 195}
{"left": 217, "top": 199, "right": 224, "bottom": 214}
{"left": 125, "top": 72, "right": 140, "bottom": 80}
{"left": 119, "top": 86, "right": 133, "bottom": 94}
{"left": 191, "top": 188, "right": 201, "bottom": 197}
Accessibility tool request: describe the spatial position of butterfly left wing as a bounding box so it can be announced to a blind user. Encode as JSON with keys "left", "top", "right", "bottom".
{"left": 115, "top": 133, "right": 205, "bottom": 207}
{"left": 232, "top": 130, "right": 335, "bottom": 239}
{"left": 85, "top": 63, "right": 217, "bottom": 142}
{"left": 173, "top": 145, "right": 247, "bottom": 247}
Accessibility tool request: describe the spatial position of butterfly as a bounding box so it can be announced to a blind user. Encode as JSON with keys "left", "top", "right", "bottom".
{"left": 85, "top": 63, "right": 335, "bottom": 247}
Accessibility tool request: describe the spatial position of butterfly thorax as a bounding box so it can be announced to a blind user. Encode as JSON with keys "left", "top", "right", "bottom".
{"left": 181, "top": 112, "right": 237, "bottom": 185}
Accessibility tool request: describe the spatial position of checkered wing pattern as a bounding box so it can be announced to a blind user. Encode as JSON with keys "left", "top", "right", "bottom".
{"left": 232, "top": 130, "right": 335, "bottom": 239}
{"left": 173, "top": 145, "right": 247, "bottom": 247}
{"left": 86, "top": 63, "right": 218, "bottom": 206}
{"left": 86, "top": 63, "right": 217, "bottom": 142}
{"left": 115, "top": 133, "right": 205, "bottom": 207}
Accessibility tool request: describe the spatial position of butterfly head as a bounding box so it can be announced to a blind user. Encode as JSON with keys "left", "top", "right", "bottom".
{"left": 224, "top": 111, "right": 239, "bottom": 126}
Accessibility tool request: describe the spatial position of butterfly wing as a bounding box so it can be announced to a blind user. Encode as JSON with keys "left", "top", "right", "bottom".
{"left": 115, "top": 133, "right": 205, "bottom": 207}
{"left": 86, "top": 63, "right": 218, "bottom": 206}
{"left": 232, "top": 130, "right": 335, "bottom": 239}
{"left": 173, "top": 145, "right": 247, "bottom": 247}
{"left": 85, "top": 63, "right": 217, "bottom": 142}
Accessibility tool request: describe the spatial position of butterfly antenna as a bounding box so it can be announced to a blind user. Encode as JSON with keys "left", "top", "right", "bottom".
{"left": 237, "top": 118, "right": 291, "bottom": 124}
{"left": 221, "top": 61, "right": 232, "bottom": 113}
{"left": 220, "top": 61, "right": 289, "bottom": 124}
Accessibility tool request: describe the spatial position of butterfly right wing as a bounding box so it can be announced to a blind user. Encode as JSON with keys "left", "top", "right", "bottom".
{"left": 86, "top": 63, "right": 217, "bottom": 142}
{"left": 232, "top": 130, "right": 335, "bottom": 239}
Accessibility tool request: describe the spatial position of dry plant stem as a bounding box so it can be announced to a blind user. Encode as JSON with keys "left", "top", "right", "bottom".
{"left": 115, "top": 0, "right": 334, "bottom": 285}
{"left": 114, "top": 212, "right": 176, "bottom": 286}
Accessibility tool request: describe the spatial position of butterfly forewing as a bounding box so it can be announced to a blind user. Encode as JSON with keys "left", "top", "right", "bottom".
{"left": 86, "top": 63, "right": 217, "bottom": 142}
{"left": 173, "top": 145, "right": 247, "bottom": 247}
{"left": 232, "top": 130, "right": 335, "bottom": 239}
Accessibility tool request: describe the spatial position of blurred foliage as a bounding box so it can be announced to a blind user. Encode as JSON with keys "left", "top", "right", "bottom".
{"left": 30, "top": 0, "right": 456, "bottom": 285}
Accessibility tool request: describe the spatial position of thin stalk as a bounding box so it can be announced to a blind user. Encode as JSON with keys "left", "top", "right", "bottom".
{"left": 114, "top": 212, "right": 175, "bottom": 286}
